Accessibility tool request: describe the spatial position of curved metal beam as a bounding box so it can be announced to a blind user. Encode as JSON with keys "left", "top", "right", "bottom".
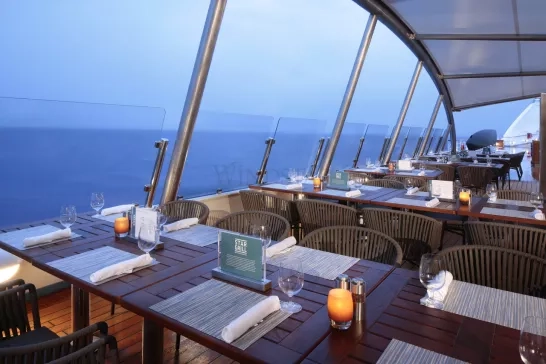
{"left": 453, "top": 94, "right": 541, "bottom": 111}
{"left": 352, "top": 0, "right": 457, "bottom": 152}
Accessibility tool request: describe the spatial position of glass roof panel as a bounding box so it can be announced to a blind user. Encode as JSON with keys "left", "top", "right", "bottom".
{"left": 384, "top": 0, "right": 515, "bottom": 34}
{"left": 446, "top": 77, "right": 523, "bottom": 107}
{"left": 424, "top": 40, "right": 520, "bottom": 74}
{"left": 522, "top": 75, "right": 546, "bottom": 95}
{"left": 520, "top": 42, "right": 546, "bottom": 72}
{"left": 516, "top": 0, "right": 546, "bottom": 34}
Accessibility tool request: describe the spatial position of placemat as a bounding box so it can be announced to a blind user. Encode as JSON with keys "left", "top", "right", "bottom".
{"left": 47, "top": 246, "right": 156, "bottom": 285}
{"left": 263, "top": 183, "right": 302, "bottom": 190}
{"left": 0, "top": 225, "right": 81, "bottom": 250}
{"left": 267, "top": 246, "right": 359, "bottom": 280}
{"left": 481, "top": 207, "right": 536, "bottom": 219}
{"left": 444, "top": 281, "right": 546, "bottom": 330}
{"left": 318, "top": 189, "right": 356, "bottom": 198}
{"left": 93, "top": 213, "right": 123, "bottom": 223}
{"left": 405, "top": 191, "right": 429, "bottom": 197}
{"left": 386, "top": 197, "right": 433, "bottom": 208}
{"left": 360, "top": 185, "right": 382, "bottom": 191}
{"left": 377, "top": 339, "right": 466, "bottom": 363}
{"left": 487, "top": 199, "right": 534, "bottom": 208}
{"left": 150, "top": 279, "right": 291, "bottom": 350}
{"left": 163, "top": 224, "right": 220, "bottom": 247}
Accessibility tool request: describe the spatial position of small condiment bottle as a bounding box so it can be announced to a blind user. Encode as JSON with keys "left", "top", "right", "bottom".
{"left": 350, "top": 278, "right": 366, "bottom": 322}
{"left": 334, "top": 274, "right": 350, "bottom": 290}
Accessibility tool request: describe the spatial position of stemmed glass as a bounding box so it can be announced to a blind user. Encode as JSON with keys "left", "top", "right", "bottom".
{"left": 250, "top": 224, "right": 272, "bottom": 249}
{"left": 60, "top": 205, "right": 77, "bottom": 229}
{"left": 353, "top": 177, "right": 363, "bottom": 191}
{"left": 278, "top": 260, "right": 304, "bottom": 313}
{"left": 295, "top": 169, "right": 305, "bottom": 184}
{"left": 365, "top": 157, "right": 372, "bottom": 167}
{"left": 404, "top": 178, "right": 414, "bottom": 191}
{"left": 288, "top": 168, "right": 297, "bottom": 182}
{"left": 520, "top": 316, "right": 546, "bottom": 363}
{"left": 431, "top": 184, "right": 441, "bottom": 200}
{"left": 486, "top": 184, "right": 497, "bottom": 202}
{"left": 486, "top": 155, "right": 492, "bottom": 166}
{"left": 90, "top": 192, "right": 104, "bottom": 216}
{"left": 155, "top": 206, "right": 168, "bottom": 235}
{"left": 530, "top": 192, "right": 544, "bottom": 213}
{"left": 374, "top": 159, "right": 381, "bottom": 168}
{"left": 419, "top": 254, "right": 445, "bottom": 309}
{"left": 138, "top": 224, "right": 158, "bottom": 256}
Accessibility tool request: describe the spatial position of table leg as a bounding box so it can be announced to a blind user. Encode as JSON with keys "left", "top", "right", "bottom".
{"left": 71, "top": 285, "right": 90, "bottom": 332}
{"left": 142, "top": 319, "right": 164, "bottom": 363}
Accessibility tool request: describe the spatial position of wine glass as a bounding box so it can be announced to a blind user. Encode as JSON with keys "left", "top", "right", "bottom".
{"left": 419, "top": 254, "right": 445, "bottom": 309}
{"left": 138, "top": 224, "right": 158, "bottom": 255}
{"left": 365, "top": 157, "right": 372, "bottom": 167}
{"left": 420, "top": 163, "right": 426, "bottom": 172}
{"left": 288, "top": 168, "right": 297, "bottom": 182}
{"left": 374, "top": 159, "right": 381, "bottom": 168}
{"left": 60, "top": 205, "right": 77, "bottom": 229}
{"left": 353, "top": 177, "right": 363, "bottom": 190}
{"left": 154, "top": 206, "right": 168, "bottom": 235}
{"left": 486, "top": 184, "right": 497, "bottom": 202}
{"left": 530, "top": 192, "right": 543, "bottom": 212}
{"left": 404, "top": 178, "right": 414, "bottom": 190}
{"left": 295, "top": 169, "right": 305, "bottom": 184}
{"left": 431, "top": 184, "right": 442, "bottom": 200}
{"left": 520, "top": 316, "right": 546, "bottom": 363}
{"left": 486, "top": 155, "right": 492, "bottom": 166}
{"left": 278, "top": 261, "right": 304, "bottom": 314}
{"left": 250, "top": 224, "right": 272, "bottom": 249}
{"left": 90, "top": 192, "right": 104, "bottom": 216}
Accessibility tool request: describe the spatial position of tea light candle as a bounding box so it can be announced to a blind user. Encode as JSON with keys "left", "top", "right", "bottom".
{"left": 459, "top": 191, "right": 470, "bottom": 205}
{"left": 327, "top": 288, "right": 353, "bottom": 330}
{"left": 313, "top": 177, "right": 321, "bottom": 188}
{"left": 114, "top": 217, "right": 129, "bottom": 237}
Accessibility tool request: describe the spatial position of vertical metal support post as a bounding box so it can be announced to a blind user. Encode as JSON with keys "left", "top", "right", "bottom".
{"left": 539, "top": 93, "right": 546, "bottom": 196}
{"left": 417, "top": 95, "right": 443, "bottom": 156}
{"left": 256, "top": 138, "right": 275, "bottom": 184}
{"left": 309, "top": 138, "right": 326, "bottom": 176}
{"left": 144, "top": 138, "right": 169, "bottom": 207}
{"left": 161, "top": 0, "right": 227, "bottom": 204}
{"left": 379, "top": 137, "right": 390, "bottom": 163}
{"left": 352, "top": 136, "right": 366, "bottom": 168}
{"left": 382, "top": 61, "right": 423, "bottom": 164}
{"left": 413, "top": 136, "right": 423, "bottom": 158}
{"left": 71, "top": 285, "right": 89, "bottom": 332}
{"left": 439, "top": 124, "right": 452, "bottom": 152}
{"left": 142, "top": 319, "right": 164, "bottom": 363}
{"left": 397, "top": 135, "right": 409, "bottom": 160}
{"left": 318, "top": 15, "right": 377, "bottom": 178}
{"left": 448, "top": 119, "right": 457, "bottom": 153}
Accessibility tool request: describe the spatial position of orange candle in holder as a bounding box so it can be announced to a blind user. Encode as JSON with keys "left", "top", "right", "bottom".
{"left": 459, "top": 189, "right": 471, "bottom": 206}
{"left": 327, "top": 288, "right": 353, "bottom": 330}
{"left": 114, "top": 217, "right": 129, "bottom": 238}
{"left": 313, "top": 177, "right": 321, "bottom": 189}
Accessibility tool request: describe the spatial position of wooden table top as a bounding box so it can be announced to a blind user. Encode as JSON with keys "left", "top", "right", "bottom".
{"left": 417, "top": 160, "right": 505, "bottom": 170}
{"left": 345, "top": 168, "right": 444, "bottom": 180}
{"left": 460, "top": 197, "right": 546, "bottom": 227}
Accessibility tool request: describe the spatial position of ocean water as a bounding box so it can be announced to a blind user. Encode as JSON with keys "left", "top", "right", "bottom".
{"left": 0, "top": 127, "right": 400, "bottom": 227}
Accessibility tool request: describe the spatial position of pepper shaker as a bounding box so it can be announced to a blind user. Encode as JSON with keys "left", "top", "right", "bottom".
{"left": 334, "top": 274, "right": 350, "bottom": 290}
{"left": 350, "top": 278, "right": 366, "bottom": 322}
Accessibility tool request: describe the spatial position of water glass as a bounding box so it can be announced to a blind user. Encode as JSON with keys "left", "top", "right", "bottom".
{"left": 250, "top": 224, "right": 272, "bottom": 249}
{"left": 138, "top": 224, "right": 158, "bottom": 255}
{"left": 419, "top": 254, "right": 445, "bottom": 309}
{"left": 353, "top": 177, "right": 363, "bottom": 190}
{"left": 154, "top": 206, "right": 168, "bottom": 235}
{"left": 486, "top": 183, "right": 497, "bottom": 202}
{"left": 60, "top": 205, "right": 77, "bottom": 229}
{"left": 530, "top": 192, "right": 543, "bottom": 212}
{"left": 520, "top": 316, "right": 546, "bottom": 363}
{"left": 288, "top": 168, "right": 297, "bottom": 182}
{"left": 90, "top": 192, "right": 105, "bottom": 216}
{"left": 431, "top": 184, "right": 441, "bottom": 200}
{"left": 295, "top": 169, "right": 305, "bottom": 183}
{"left": 278, "top": 261, "right": 304, "bottom": 314}
{"left": 374, "top": 159, "right": 381, "bottom": 168}
{"left": 365, "top": 157, "right": 372, "bottom": 167}
{"left": 404, "top": 178, "right": 414, "bottom": 190}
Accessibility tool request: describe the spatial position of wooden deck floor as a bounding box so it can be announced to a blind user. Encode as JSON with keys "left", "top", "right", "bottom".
{"left": 28, "top": 156, "right": 541, "bottom": 363}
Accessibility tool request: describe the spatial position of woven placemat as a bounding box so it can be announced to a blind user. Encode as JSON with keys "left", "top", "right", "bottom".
{"left": 0, "top": 225, "right": 81, "bottom": 250}
{"left": 377, "top": 339, "right": 466, "bottom": 363}
{"left": 163, "top": 224, "right": 220, "bottom": 247}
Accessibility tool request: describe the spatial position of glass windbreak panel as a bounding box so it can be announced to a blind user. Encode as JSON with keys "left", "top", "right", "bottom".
{"left": 401, "top": 127, "right": 424, "bottom": 158}
{"left": 425, "top": 128, "right": 444, "bottom": 154}
{"left": 180, "top": 111, "right": 276, "bottom": 196}
{"left": 0, "top": 97, "right": 166, "bottom": 227}
{"left": 389, "top": 126, "right": 410, "bottom": 161}
{"left": 267, "top": 117, "right": 327, "bottom": 182}
{"left": 358, "top": 124, "right": 389, "bottom": 165}
{"left": 330, "top": 122, "right": 367, "bottom": 171}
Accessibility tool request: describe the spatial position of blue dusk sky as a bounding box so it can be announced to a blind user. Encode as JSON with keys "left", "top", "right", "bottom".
{"left": 0, "top": 0, "right": 532, "bottom": 136}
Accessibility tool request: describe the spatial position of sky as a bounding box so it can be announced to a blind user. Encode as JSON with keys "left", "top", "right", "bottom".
{"left": 0, "top": 0, "right": 534, "bottom": 137}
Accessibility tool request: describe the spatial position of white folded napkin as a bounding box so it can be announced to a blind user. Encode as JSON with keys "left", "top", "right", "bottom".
{"left": 425, "top": 198, "right": 440, "bottom": 207}
{"left": 163, "top": 217, "right": 199, "bottom": 233}
{"left": 345, "top": 189, "right": 361, "bottom": 197}
{"left": 446, "top": 161, "right": 452, "bottom": 164}
{"left": 366, "top": 164, "right": 375, "bottom": 168}
{"left": 418, "top": 171, "right": 426, "bottom": 176}
{"left": 23, "top": 228, "right": 72, "bottom": 248}
{"left": 221, "top": 296, "right": 281, "bottom": 344}
{"left": 406, "top": 187, "right": 419, "bottom": 195}
{"left": 532, "top": 211, "right": 545, "bottom": 220}
{"left": 285, "top": 183, "right": 303, "bottom": 190}
{"left": 473, "top": 160, "right": 478, "bottom": 164}
{"left": 101, "top": 204, "right": 134, "bottom": 216}
{"left": 420, "top": 270, "right": 453, "bottom": 304}
{"left": 266, "top": 236, "right": 297, "bottom": 258}
{"left": 90, "top": 254, "right": 153, "bottom": 283}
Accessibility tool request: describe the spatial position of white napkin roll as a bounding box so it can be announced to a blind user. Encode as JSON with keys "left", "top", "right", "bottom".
{"left": 163, "top": 217, "right": 199, "bottom": 233}
{"left": 221, "top": 296, "right": 281, "bottom": 344}
{"left": 533, "top": 211, "right": 545, "bottom": 220}
{"left": 345, "top": 189, "right": 361, "bottom": 197}
{"left": 285, "top": 183, "right": 303, "bottom": 190}
{"left": 266, "top": 236, "right": 297, "bottom": 258}
{"left": 418, "top": 171, "right": 426, "bottom": 176}
{"left": 90, "top": 254, "right": 153, "bottom": 283}
{"left": 446, "top": 161, "right": 452, "bottom": 164}
{"left": 101, "top": 204, "right": 134, "bottom": 216}
{"left": 406, "top": 187, "right": 419, "bottom": 195}
{"left": 420, "top": 270, "right": 453, "bottom": 304}
{"left": 425, "top": 198, "right": 440, "bottom": 207}
{"left": 23, "top": 228, "right": 72, "bottom": 248}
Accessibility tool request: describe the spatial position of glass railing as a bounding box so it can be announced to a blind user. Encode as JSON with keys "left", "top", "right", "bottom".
{"left": 358, "top": 124, "right": 390, "bottom": 164}
{"left": 424, "top": 128, "right": 443, "bottom": 154}
{"left": 330, "top": 122, "right": 367, "bottom": 171}
{"left": 401, "top": 126, "right": 424, "bottom": 158}
{"left": 179, "top": 111, "right": 276, "bottom": 197}
{"left": 0, "top": 97, "right": 166, "bottom": 227}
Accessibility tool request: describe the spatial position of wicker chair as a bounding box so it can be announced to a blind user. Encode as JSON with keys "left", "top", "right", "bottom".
{"left": 437, "top": 246, "right": 546, "bottom": 296}
{"left": 0, "top": 280, "right": 117, "bottom": 363}
{"left": 162, "top": 199, "right": 209, "bottom": 224}
{"left": 299, "top": 226, "right": 403, "bottom": 266}
{"left": 384, "top": 176, "right": 427, "bottom": 190}
{"left": 497, "top": 189, "right": 532, "bottom": 201}
{"left": 214, "top": 210, "right": 291, "bottom": 241}
{"left": 434, "top": 165, "right": 455, "bottom": 182}
{"left": 509, "top": 152, "right": 526, "bottom": 181}
{"left": 465, "top": 221, "right": 546, "bottom": 259}
{"left": 457, "top": 166, "right": 494, "bottom": 194}
{"left": 239, "top": 190, "right": 299, "bottom": 234}
{"left": 361, "top": 208, "right": 443, "bottom": 264}
{"left": 363, "top": 179, "right": 405, "bottom": 190}
{"left": 295, "top": 199, "right": 358, "bottom": 236}
{"left": 348, "top": 172, "right": 375, "bottom": 181}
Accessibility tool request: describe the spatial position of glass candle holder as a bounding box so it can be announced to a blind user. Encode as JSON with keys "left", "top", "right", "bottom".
{"left": 114, "top": 217, "right": 129, "bottom": 238}
{"left": 313, "top": 177, "right": 321, "bottom": 189}
{"left": 459, "top": 189, "right": 471, "bottom": 206}
{"left": 327, "top": 288, "right": 353, "bottom": 330}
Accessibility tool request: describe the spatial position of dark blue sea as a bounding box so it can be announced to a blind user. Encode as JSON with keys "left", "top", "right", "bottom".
{"left": 0, "top": 127, "right": 402, "bottom": 227}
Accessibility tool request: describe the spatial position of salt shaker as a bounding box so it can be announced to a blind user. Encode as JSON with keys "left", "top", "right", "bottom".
{"left": 350, "top": 278, "right": 366, "bottom": 322}
{"left": 334, "top": 274, "right": 350, "bottom": 290}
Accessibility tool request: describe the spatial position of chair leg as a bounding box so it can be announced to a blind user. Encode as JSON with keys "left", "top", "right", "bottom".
{"left": 175, "top": 334, "right": 181, "bottom": 352}
{"left": 111, "top": 303, "right": 115, "bottom": 316}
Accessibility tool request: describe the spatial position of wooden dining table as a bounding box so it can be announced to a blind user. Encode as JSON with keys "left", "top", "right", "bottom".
{"left": 345, "top": 167, "right": 444, "bottom": 180}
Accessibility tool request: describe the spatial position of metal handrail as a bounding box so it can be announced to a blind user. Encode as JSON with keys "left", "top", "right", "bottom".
{"left": 309, "top": 138, "right": 326, "bottom": 177}
{"left": 256, "top": 138, "right": 276, "bottom": 184}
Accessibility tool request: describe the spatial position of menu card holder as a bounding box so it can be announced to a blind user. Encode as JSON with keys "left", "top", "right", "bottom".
{"left": 212, "top": 231, "right": 271, "bottom": 292}
{"left": 327, "top": 170, "right": 350, "bottom": 191}
{"left": 397, "top": 160, "right": 413, "bottom": 171}
{"left": 429, "top": 180, "right": 455, "bottom": 202}
{"left": 124, "top": 206, "right": 164, "bottom": 250}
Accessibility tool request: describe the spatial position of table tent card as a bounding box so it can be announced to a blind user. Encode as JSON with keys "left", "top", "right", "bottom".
{"left": 328, "top": 170, "right": 350, "bottom": 191}
{"left": 397, "top": 160, "right": 413, "bottom": 171}
{"left": 133, "top": 207, "right": 158, "bottom": 241}
{"left": 430, "top": 180, "right": 455, "bottom": 201}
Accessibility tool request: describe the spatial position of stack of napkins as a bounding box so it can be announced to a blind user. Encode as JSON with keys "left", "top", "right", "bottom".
{"left": 425, "top": 198, "right": 440, "bottom": 207}
{"left": 163, "top": 217, "right": 199, "bottom": 233}
{"left": 23, "top": 228, "right": 72, "bottom": 248}
{"left": 266, "top": 236, "right": 297, "bottom": 258}
{"left": 101, "top": 204, "right": 134, "bottom": 216}
{"left": 90, "top": 254, "right": 153, "bottom": 283}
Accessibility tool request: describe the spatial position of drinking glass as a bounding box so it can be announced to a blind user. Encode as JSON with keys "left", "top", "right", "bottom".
{"left": 154, "top": 206, "right": 168, "bottom": 235}
{"left": 250, "top": 224, "right": 272, "bottom": 249}
{"left": 520, "top": 316, "right": 546, "bottom": 363}
{"left": 486, "top": 184, "right": 497, "bottom": 202}
{"left": 431, "top": 184, "right": 441, "bottom": 200}
{"left": 353, "top": 177, "right": 363, "bottom": 190}
{"left": 278, "top": 261, "right": 304, "bottom": 314}
{"left": 288, "top": 168, "right": 297, "bottom": 182}
{"left": 530, "top": 192, "right": 544, "bottom": 212}
{"left": 486, "top": 155, "right": 492, "bottom": 166}
{"left": 404, "top": 178, "right": 414, "bottom": 190}
{"left": 374, "top": 159, "right": 381, "bottom": 168}
{"left": 419, "top": 254, "right": 445, "bottom": 309}
{"left": 138, "top": 224, "right": 158, "bottom": 255}
{"left": 365, "top": 157, "right": 372, "bottom": 167}
{"left": 295, "top": 169, "right": 305, "bottom": 183}
{"left": 90, "top": 192, "right": 104, "bottom": 216}
{"left": 60, "top": 205, "right": 77, "bottom": 229}
{"left": 420, "top": 163, "right": 426, "bottom": 172}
